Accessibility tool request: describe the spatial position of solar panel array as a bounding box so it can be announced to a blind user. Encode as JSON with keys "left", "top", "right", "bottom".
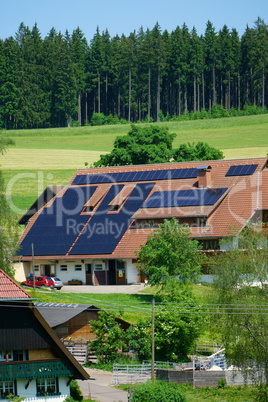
{"left": 225, "top": 164, "right": 258, "bottom": 177}
{"left": 69, "top": 182, "right": 155, "bottom": 255}
{"left": 19, "top": 186, "right": 97, "bottom": 256}
{"left": 142, "top": 188, "right": 228, "bottom": 208}
{"left": 72, "top": 168, "right": 198, "bottom": 185}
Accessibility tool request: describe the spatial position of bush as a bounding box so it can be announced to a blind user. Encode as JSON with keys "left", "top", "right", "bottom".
{"left": 70, "top": 380, "right": 83, "bottom": 401}
{"left": 90, "top": 112, "right": 106, "bottom": 126}
{"left": 211, "top": 105, "right": 229, "bottom": 118}
{"left": 131, "top": 381, "right": 186, "bottom": 402}
{"left": 106, "top": 113, "right": 120, "bottom": 125}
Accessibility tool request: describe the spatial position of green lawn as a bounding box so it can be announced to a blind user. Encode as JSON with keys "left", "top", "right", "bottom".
{"left": 117, "top": 383, "right": 257, "bottom": 401}
{"left": 22, "top": 283, "right": 214, "bottom": 325}
{"left": 4, "top": 115, "right": 268, "bottom": 152}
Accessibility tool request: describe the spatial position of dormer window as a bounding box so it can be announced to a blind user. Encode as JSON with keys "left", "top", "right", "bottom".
{"left": 109, "top": 204, "right": 120, "bottom": 212}
{"left": 82, "top": 186, "right": 108, "bottom": 214}
{"left": 108, "top": 184, "right": 135, "bottom": 213}
{"left": 200, "top": 217, "right": 207, "bottom": 227}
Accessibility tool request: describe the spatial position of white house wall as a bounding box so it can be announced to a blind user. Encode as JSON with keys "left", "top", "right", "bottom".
{"left": 56, "top": 261, "right": 86, "bottom": 284}
{"left": 58, "top": 377, "right": 70, "bottom": 396}
{"left": 15, "top": 377, "right": 70, "bottom": 400}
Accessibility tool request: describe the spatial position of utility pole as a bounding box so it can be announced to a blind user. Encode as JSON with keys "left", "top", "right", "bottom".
{"left": 32, "top": 243, "right": 35, "bottom": 292}
{"left": 151, "top": 298, "right": 155, "bottom": 381}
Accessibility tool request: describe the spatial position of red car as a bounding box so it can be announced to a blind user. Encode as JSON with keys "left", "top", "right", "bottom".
{"left": 21, "top": 276, "right": 54, "bottom": 288}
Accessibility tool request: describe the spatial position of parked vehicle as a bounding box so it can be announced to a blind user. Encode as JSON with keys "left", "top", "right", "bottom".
{"left": 21, "top": 276, "right": 63, "bottom": 290}
{"left": 48, "top": 277, "right": 63, "bottom": 290}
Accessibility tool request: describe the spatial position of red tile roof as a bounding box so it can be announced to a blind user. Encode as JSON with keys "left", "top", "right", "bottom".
{"left": 0, "top": 269, "right": 30, "bottom": 299}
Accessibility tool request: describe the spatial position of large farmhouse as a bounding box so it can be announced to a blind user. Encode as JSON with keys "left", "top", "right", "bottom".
{"left": 16, "top": 157, "right": 268, "bottom": 285}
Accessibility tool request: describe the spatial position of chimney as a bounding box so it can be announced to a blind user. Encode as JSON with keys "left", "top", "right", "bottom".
{"left": 197, "top": 165, "right": 212, "bottom": 188}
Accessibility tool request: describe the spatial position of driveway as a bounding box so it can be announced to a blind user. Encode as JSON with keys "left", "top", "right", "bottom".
{"left": 61, "top": 283, "right": 146, "bottom": 294}
{"left": 77, "top": 367, "right": 128, "bottom": 402}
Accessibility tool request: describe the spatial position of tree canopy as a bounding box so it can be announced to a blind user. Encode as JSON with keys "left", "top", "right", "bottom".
{"left": 173, "top": 141, "right": 224, "bottom": 162}
{"left": 94, "top": 124, "right": 175, "bottom": 166}
{"left": 89, "top": 311, "right": 126, "bottom": 363}
{"left": 212, "top": 226, "right": 268, "bottom": 394}
{"left": 126, "top": 281, "right": 203, "bottom": 362}
{"left": 94, "top": 124, "right": 223, "bottom": 167}
{"left": 136, "top": 219, "right": 204, "bottom": 285}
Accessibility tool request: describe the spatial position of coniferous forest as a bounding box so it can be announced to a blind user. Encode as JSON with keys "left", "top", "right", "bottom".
{"left": 0, "top": 18, "right": 267, "bottom": 129}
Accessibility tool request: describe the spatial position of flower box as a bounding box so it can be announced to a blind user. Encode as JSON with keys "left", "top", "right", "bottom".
{"left": 68, "top": 280, "right": 82, "bottom": 285}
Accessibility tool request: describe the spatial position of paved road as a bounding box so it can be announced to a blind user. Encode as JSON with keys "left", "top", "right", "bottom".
{"left": 77, "top": 368, "right": 128, "bottom": 402}
{"left": 61, "top": 283, "right": 146, "bottom": 294}
{"left": 61, "top": 284, "right": 145, "bottom": 400}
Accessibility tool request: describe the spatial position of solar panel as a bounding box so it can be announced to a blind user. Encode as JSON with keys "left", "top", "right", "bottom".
{"left": 18, "top": 186, "right": 97, "bottom": 256}
{"left": 225, "top": 164, "right": 258, "bottom": 177}
{"left": 69, "top": 182, "right": 155, "bottom": 255}
{"left": 142, "top": 188, "right": 228, "bottom": 208}
{"left": 71, "top": 168, "right": 198, "bottom": 185}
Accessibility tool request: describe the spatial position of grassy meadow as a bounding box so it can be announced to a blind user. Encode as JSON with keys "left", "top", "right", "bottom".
{"left": 1, "top": 114, "right": 268, "bottom": 216}
{"left": 21, "top": 283, "right": 215, "bottom": 325}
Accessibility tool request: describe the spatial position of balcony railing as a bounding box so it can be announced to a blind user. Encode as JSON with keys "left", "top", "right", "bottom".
{"left": 0, "top": 360, "right": 74, "bottom": 381}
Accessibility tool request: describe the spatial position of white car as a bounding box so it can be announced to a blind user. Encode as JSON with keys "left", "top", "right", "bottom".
{"left": 47, "top": 277, "right": 63, "bottom": 290}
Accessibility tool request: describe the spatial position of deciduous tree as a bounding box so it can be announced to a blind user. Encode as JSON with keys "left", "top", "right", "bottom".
{"left": 212, "top": 226, "right": 268, "bottom": 395}
{"left": 173, "top": 141, "right": 224, "bottom": 162}
{"left": 136, "top": 219, "right": 204, "bottom": 285}
{"left": 89, "top": 311, "right": 126, "bottom": 363}
{"left": 94, "top": 124, "right": 175, "bottom": 167}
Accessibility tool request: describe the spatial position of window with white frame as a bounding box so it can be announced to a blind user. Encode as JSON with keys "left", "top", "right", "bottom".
{"left": 0, "top": 381, "right": 16, "bottom": 398}
{"left": 60, "top": 265, "right": 67, "bottom": 271}
{"left": 75, "top": 264, "right": 82, "bottom": 271}
{"left": 36, "top": 378, "right": 57, "bottom": 396}
{"left": 94, "top": 263, "right": 103, "bottom": 270}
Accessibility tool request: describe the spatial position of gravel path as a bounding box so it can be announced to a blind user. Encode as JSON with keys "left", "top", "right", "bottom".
{"left": 61, "top": 284, "right": 146, "bottom": 294}
{"left": 77, "top": 368, "right": 128, "bottom": 402}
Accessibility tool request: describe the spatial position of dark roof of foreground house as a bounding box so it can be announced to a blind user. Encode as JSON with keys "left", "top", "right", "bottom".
{"left": 17, "top": 157, "right": 268, "bottom": 261}
{"left": 0, "top": 269, "right": 31, "bottom": 299}
{"left": 0, "top": 299, "right": 89, "bottom": 380}
{"left": 36, "top": 303, "right": 99, "bottom": 327}
{"left": 0, "top": 270, "right": 89, "bottom": 379}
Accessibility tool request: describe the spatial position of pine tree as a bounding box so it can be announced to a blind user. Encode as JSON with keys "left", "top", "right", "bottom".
{"left": 70, "top": 27, "right": 88, "bottom": 125}
{"left": 204, "top": 21, "right": 218, "bottom": 109}
{"left": 218, "top": 25, "right": 233, "bottom": 110}
{"left": 231, "top": 28, "right": 242, "bottom": 109}
{"left": 0, "top": 38, "right": 20, "bottom": 129}
{"left": 189, "top": 26, "right": 204, "bottom": 112}
{"left": 241, "top": 25, "right": 256, "bottom": 106}
{"left": 170, "top": 26, "right": 183, "bottom": 116}
{"left": 252, "top": 18, "right": 268, "bottom": 108}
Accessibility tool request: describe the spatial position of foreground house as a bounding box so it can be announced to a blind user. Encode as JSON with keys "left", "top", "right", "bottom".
{"left": 0, "top": 269, "right": 89, "bottom": 401}
{"left": 15, "top": 157, "right": 268, "bottom": 285}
